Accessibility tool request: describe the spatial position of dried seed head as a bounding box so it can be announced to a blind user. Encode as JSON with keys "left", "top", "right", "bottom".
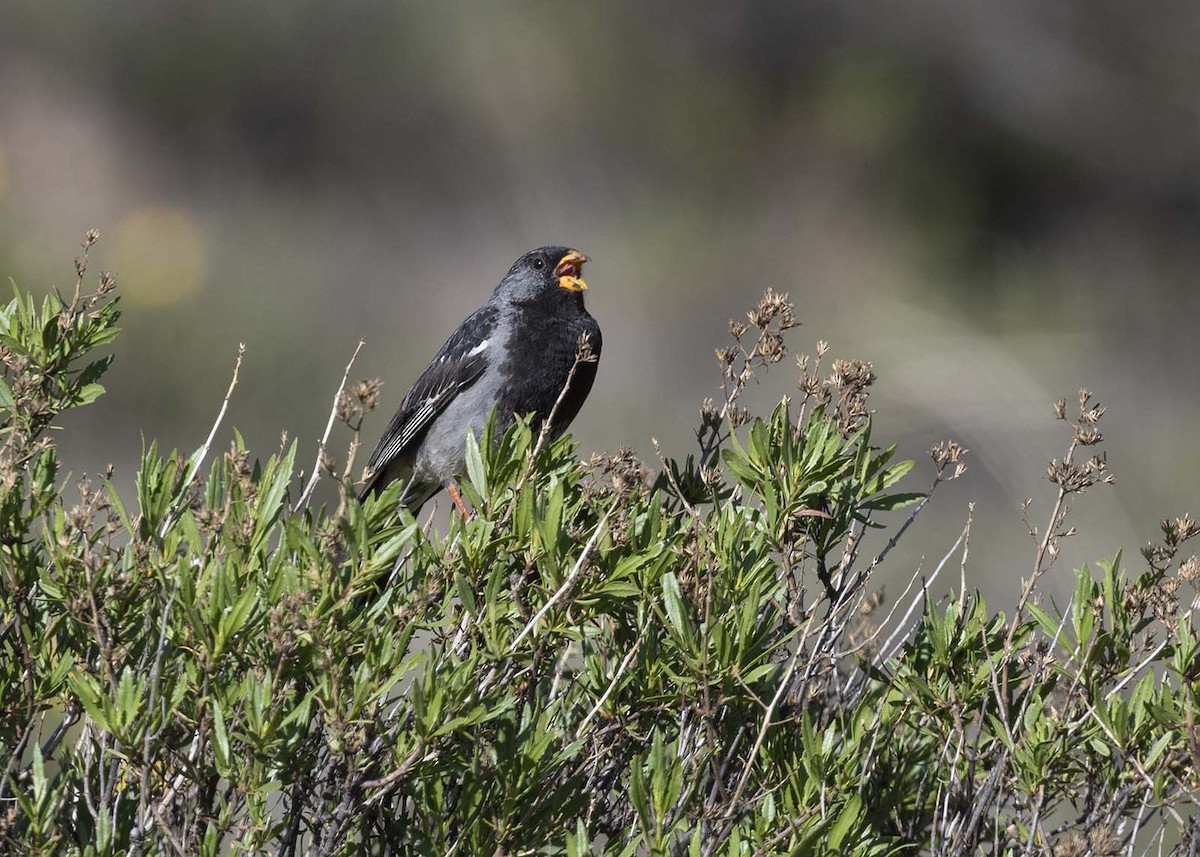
{"left": 748, "top": 288, "right": 797, "bottom": 330}
{"left": 83, "top": 228, "right": 100, "bottom": 248}
{"left": 859, "top": 590, "right": 884, "bottom": 615}
{"left": 1142, "top": 542, "right": 1172, "bottom": 568}
{"left": 65, "top": 505, "right": 90, "bottom": 531}
{"left": 352, "top": 378, "right": 381, "bottom": 412}
{"left": 1085, "top": 455, "right": 1114, "bottom": 484}
{"left": 194, "top": 506, "right": 222, "bottom": 534}
{"left": 1083, "top": 825, "right": 1121, "bottom": 857}
{"left": 847, "top": 621, "right": 879, "bottom": 657}
{"left": 576, "top": 333, "right": 598, "bottom": 363}
{"left": 335, "top": 390, "right": 359, "bottom": 425}
{"left": 226, "top": 444, "right": 251, "bottom": 479}
{"left": 1073, "top": 424, "right": 1102, "bottom": 445}
{"left": 1047, "top": 459, "right": 1083, "bottom": 491}
{"left": 1080, "top": 404, "right": 1106, "bottom": 425}
{"left": 603, "top": 445, "right": 649, "bottom": 498}
{"left": 828, "top": 358, "right": 875, "bottom": 390}
{"left": 929, "top": 440, "right": 968, "bottom": 479}
{"left": 1046, "top": 453, "right": 1112, "bottom": 493}
{"left": 759, "top": 330, "right": 785, "bottom": 364}
{"left": 1161, "top": 514, "right": 1199, "bottom": 547}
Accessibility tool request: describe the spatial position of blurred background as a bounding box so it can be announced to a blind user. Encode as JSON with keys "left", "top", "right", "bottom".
{"left": 1, "top": 1, "right": 1197, "bottom": 605}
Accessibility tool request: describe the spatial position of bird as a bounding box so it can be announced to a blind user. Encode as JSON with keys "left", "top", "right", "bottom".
{"left": 358, "top": 246, "right": 602, "bottom": 515}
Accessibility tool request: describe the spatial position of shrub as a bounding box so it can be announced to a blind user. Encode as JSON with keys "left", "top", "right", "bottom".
{"left": 1, "top": 234, "right": 1197, "bottom": 855}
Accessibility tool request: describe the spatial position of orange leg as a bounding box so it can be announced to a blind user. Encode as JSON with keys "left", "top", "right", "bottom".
{"left": 445, "top": 481, "right": 471, "bottom": 518}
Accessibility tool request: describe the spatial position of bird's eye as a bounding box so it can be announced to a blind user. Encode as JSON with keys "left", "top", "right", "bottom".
{"left": 533, "top": 258, "right": 545, "bottom": 270}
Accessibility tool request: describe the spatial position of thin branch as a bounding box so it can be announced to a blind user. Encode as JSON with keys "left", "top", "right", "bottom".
{"left": 716, "top": 647, "right": 806, "bottom": 837}
{"left": 873, "top": 515, "right": 971, "bottom": 663}
{"left": 297, "top": 338, "right": 365, "bottom": 511}
{"left": 161, "top": 344, "right": 245, "bottom": 539}
{"left": 715, "top": 602, "right": 823, "bottom": 846}
{"left": 362, "top": 742, "right": 429, "bottom": 803}
{"left": 1104, "top": 606, "right": 1192, "bottom": 702}
{"left": 1081, "top": 703, "right": 1188, "bottom": 824}
{"left": 1006, "top": 436, "right": 1080, "bottom": 652}
{"left": 577, "top": 618, "right": 649, "bottom": 737}
{"left": 509, "top": 508, "right": 610, "bottom": 651}
{"left": 134, "top": 583, "right": 178, "bottom": 855}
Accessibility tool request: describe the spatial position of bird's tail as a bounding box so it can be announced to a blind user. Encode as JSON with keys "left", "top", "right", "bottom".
{"left": 356, "top": 468, "right": 385, "bottom": 503}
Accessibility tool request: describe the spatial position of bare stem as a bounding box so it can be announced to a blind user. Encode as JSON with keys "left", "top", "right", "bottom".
{"left": 509, "top": 508, "right": 610, "bottom": 651}
{"left": 298, "top": 338, "right": 366, "bottom": 510}
{"left": 161, "top": 344, "right": 245, "bottom": 539}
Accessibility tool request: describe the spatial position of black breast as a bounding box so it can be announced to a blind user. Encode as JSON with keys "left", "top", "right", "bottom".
{"left": 498, "top": 297, "right": 601, "bottom": 438}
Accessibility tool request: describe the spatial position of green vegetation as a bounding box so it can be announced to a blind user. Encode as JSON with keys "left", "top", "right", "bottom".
{"left": 1, "top": 236, "right": 1197, "bottom": 855}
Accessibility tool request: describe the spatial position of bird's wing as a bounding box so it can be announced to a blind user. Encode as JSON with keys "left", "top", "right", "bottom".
{"left": 363, "top": 303, "right": 500, "bottom": 480}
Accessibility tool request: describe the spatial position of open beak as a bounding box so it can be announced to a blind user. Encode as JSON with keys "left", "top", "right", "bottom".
{"left": 555, "top": 250, "right": 589, "bottom": 292}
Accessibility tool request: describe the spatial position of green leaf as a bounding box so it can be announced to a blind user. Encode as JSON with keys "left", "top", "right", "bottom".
{"left": 252, "top": 441, "right": 296, "bottom": 550}
{"left": 1026, "top": 602, "right": 1060, "bottom": 639}
{"left": 217, "top": 586, "right": 258, "bottom": 654}
{"left": 629, "top": 757, "right": 652, "bottom": 833}
{"left": 661, "top": 572, "right": 695, "bottom": 650}
{"left": 827, "top": 794, "right": 862, "bottom": 849}
{"left": 116, "top": 667, "right": 143, "bottom": 732}
{"left": 66, "top": 672, "right": 110, "bottom": 732}
{"left": 464, "top": 428, "right": 486, "bottom": 500}
{"left": 454, "top": 572, "right": 477, "bottom": 616}
{"left": 1144, "top": 732, "right": 1173, "bottom": 769}
{"left": 101, "top": 476, "right": 134, "bottom": 534}
{"left": 721, "top": 449, "right": 760, "bottom": 487}
{"left": 862, "top": 492, "right": 924, "bottom": 512}
{"left": 212, "top": 699, "right": 232, "bottom": 774}
{"left": 874, "top": 457, "right": 915, "bottom": 491}
{"left": 73, "top": 382, "right": 106, "bottom": 406}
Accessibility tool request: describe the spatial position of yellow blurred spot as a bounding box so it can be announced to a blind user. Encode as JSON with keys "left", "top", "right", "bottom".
{"left": 111, "top": 208, "right": 208, "bottom": 307}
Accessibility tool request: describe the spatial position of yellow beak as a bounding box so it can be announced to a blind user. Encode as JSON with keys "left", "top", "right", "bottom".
{"left": 555, "top": 251, "right": 589, "bottom": 292}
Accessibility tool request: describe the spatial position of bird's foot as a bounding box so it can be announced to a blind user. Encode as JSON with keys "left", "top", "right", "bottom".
{"left": 445, "top": 481, "right": 472, "bottom": 518}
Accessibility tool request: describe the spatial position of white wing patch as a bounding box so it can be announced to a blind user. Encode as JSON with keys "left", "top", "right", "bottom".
{"left": 467, "top": 338, "right": 490, "bottom": 358}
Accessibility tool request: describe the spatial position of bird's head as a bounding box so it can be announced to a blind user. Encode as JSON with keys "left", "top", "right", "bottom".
{"left": 495, "top": 246, "right": 589, "bottom": 305}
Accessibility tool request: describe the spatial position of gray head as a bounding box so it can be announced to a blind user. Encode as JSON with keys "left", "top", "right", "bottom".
{"left": 492, "top": 246, "right": 589, "bottom": 306}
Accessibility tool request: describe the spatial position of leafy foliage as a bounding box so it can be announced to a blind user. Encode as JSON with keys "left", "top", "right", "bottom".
{"left": 1, "top": 239, "right": 1198, "bottom": 855}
